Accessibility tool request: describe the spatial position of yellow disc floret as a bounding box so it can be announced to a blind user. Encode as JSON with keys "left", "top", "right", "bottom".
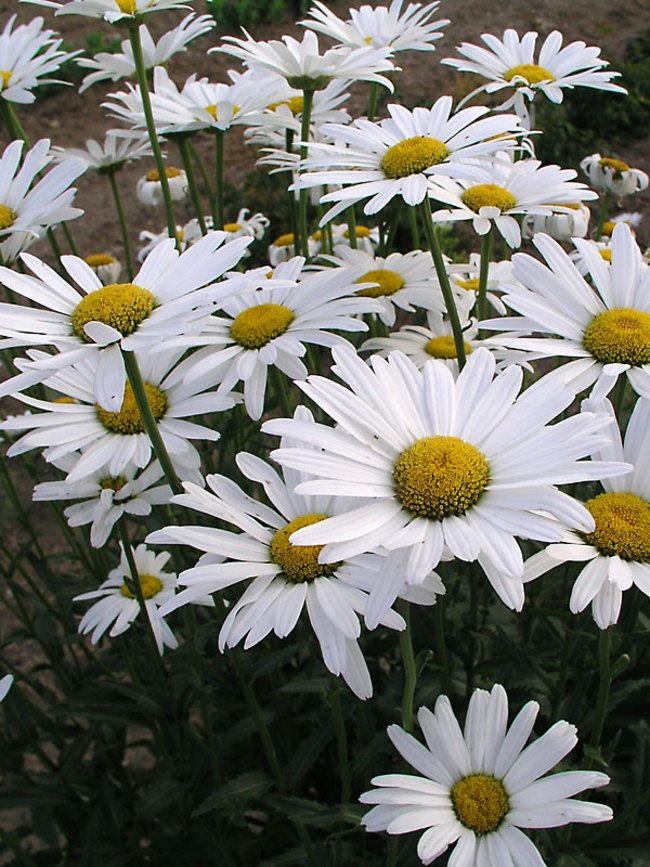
{"left": 272, "top": 232, "right": 295, "bottom": 248}
{"left": 455, "top": 278, "right": 480, "bottom": 293}
{"left": 100, "top": 476, "right": 127, "bottom": 492}
{"left": 451, "top": 774, "right": 510, "bottom": 835}
{"left": 96, "top": 382, "right": 167, "bottom": 435}
{"left": 0, "top": 204, "right": 17, "bottom": 230}
{"left": 599, "top": 249, "right": 612, "bottom": 262}
{"left": 223, "top": 222, "right": 241, "bottom": 232}
{"left": 84, "top": 254, "right": 117, "bottom": 268}
{"left": 393, "top": 436, "right": 489, "bottom": 520}
{"left": 121, "top": 573, "right": 164, "bottom": 599}
{"left": 230, "top": 303, "right": 295, "bottom": 349}
{"left": 270, "top": 514, "right": 339, "bottom": 582}
{"left": 345, "top": 225, "right": 372, "bottom": 239}
{"left": 583, "top": 492, "right": 650, "bottom": 561}
{"left": 503, "top": 64, "right": 555, "bottom": 85}
{"left": 71, "top": 283, "right": 156, "bottom": 341}
{"left": 355, "top": 268, "right": 405, "bottom": 298}
{"left": 381, "top": 136, "right": 449, "bottom": 179}
{"left": 0, "top": 71, "right": 12, "bottom": 90}
{"left": 425, "top": 336, "right": 472, "bottom": 359}
{"left": 599, "top": 157, "right": 630, "bottom": 175}
{"left": 583, "top": 308, "right": 650, "bottom": 366}
{"left": 461, "top": 184, "right": 517, "bottom": 213}
{"left": 145, "top": 167, "right": 183, "bottom": 182}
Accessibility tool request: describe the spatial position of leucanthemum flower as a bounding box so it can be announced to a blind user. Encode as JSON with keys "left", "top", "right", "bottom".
{"left": 428, "top": 154, "right": 597, "bottom": 248}
{"left": 23, "top": 0, "right": 192, "bottom": 24}
{"left": 600, "top": 211, "right": 642, "bottom": 241}
{"left": 580, "top": 153, "right": 649, "bottom": 198}
{"left": 268, "top": 231, "right": 321, "bottom": 265}
{"left": 262, "top": 345, "right": 627, "bottom": 623}
{"left": 525, "top": 396, "right": 650, "bottom": 629}
{"left": 52, "top": 132, "right": 152, "bottom": 172}
{"left": 83, "top": 253, "right": 122, "bottom": 284}
{"left": 222, "top": 208, "right": 269, "bottom": 243}
{"left": 482, "top": 223, "right": 650, "bottom": 401}
{"left": 0, "top": 14, "right": 80, "bottom": 104}
{"left": 522, "top": 201, "right": 591, "bottom": 242}
{"left": 0, "top": 232, "right": 253, "bottom": 410}
{"left": 148, "top": 409, "right": 443, "bottom": 697}
{"left": 360, "top": 684, "right": 612, "bottom": 865}
{"left": 136, "top": 165, "right": 188, "bottom": 206}
{"left": 448, "top": 253, "right": 519, "bottom": 318}
{"left": 74, "top": 544, "right": 186, "bottom": 654}
{"left": 442, "top": 29, "right": 626, "bottom": 127}
{"left": 300, "top": 0, "right": 448, "bottom": 54}
{"left": 33, "top": 456, "right": 172, "bottom": 547}
{"left": 296, "top": 99, "right": 525, "bottom": 222}
{"left": 136, "top": 217, "right": 203, "bottom": 261}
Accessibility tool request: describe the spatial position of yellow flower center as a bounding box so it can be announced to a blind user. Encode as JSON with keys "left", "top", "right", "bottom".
{"left": 582, "top": 492, "right": 650, "bottom": 561}
{"left": 345, "top": 225, "right": 372, "bottom": 239}
{"left": 230, "top": 303, "right": 295, "bottom": 349}
{"left": 599, "top": 157, "right": 630, "bottom": 175}
{"left": 0, "top": 204, "right": 17, "bottom": 230}
{"left": 455, "top": 278, "right": 480, "bottom": 292}
{"left": 272, "top": 232, "right": 295, "bottom": 248}
{"left": 583, "top": 308, "right": 650, "bottom": 366}
{"left": 100, "top": 476, "right": 127, "bottom": 492}
{"left": 96, "top": 382, "right": 167, "bottom": 435}
{"left": 115, "top": 0, "right": 137, "bottom": 14}
{"left": 144, "top": 167, "right": 183, "bottom": 182}
{"left": 270, "top": 514, "right": 340, "bottom": 582}
{"left": 355, "top": 268, "right": 405, "bottom": 298}
{"left": 381, "top": 136, "right": 449, "bottom": 179}
{"left": 451, "top": 774, "right": 510, "bottom": 835}
{"left": 601, "top": 221, "right": 615, "bottom": 237}
{"left": 599, "top": 249, "right": 612, "bottom": 262}
{"left": 393, "top": 436, "right": 489, "bottom": 520}
{"left": 425, "top": 336, "right": 472, "bottom": 359}
{"left": 285, "top": 96, "right": 304, "bottom": 115}
{"left": 223, "top": 222, "right": 241, "bottom": 232}
{"left": 503, "top": 64, "right": 555, "bottom": 85}
{"left": 0, "top": 71, "right": 11, "bottom": 89}
{"left": 121, "top": 572, "right": 163, "bottom": 599}
{"left": 84, "top": 253, "right": 117, "bottom": 267}
{"left": 461, "top": 184, "right": 517, "bottom": 213}
{"left": 71, "top": 283, "right": 156, "bottom": 341}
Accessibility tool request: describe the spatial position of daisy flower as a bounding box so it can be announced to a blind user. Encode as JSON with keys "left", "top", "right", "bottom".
{"left": 222, "top": 208, "right": 269, "bottom": 243}
{"left": 448, "top": 253, "right": 519, "bottom": 317}
{"left": 442, "top": 29, "right": 626, "bottom": 127}
{"left": 360, "top": 684, "right": 612, "bottom": 864}
{"left": 262, "top": 345, "right": 627, "bottom": 622}
{"left": 136, "top": 165, "right": 188, "bottom": 206}
{"left": 600, "top": 211, "right": 642, "bottom": 240}
{"left": 580, "top": 153, "right": 649, "bottom": 198}
{"left": 136, "top": 217, "right": 203, "bottom": 261}
{"left": 33, "top": 456, "right": 172, "bottom": 548}
{"left": 74, "top": 544, "right": 185, "bottom": 654}
{"left": 428, "top": 154, "right": 597, "bottom": 248}
{"left": 267, "top": 231, "right": 320, "bottom": 265}
{"left": 83, "top": 253, "right": 122, "bottom": 285}
{"left": 23, "top": 0, "right": 192, "bottom": 24}
{"left": 300, "top": 0, "right": 449, "bottom": 54}
{"left": 76, "top": 13, "right": 215, "bottom": 92}
{"left": 522, "top": 201, "right": 591, "bottom": 242}
{"left": 0, "top": 14, "right": 80, "bottom": 104}
{"left": 181, "top": 258, "right": 382, "bottom": 420}
{"left": 148, "top": 409, "right": 442, "bottom": 696}
{"left": 315, "top": 246, "right": 444, "bottom": 326}
{"left": 0, "top": 347, "right": 237, "bottom": 483}
{"left": 0, "top": 138, "right": 85, "bottom": 263}
{"left": 482, "top": 223, "right": 650, "bottom": 401}
{"left": 52, "top": 132, "right": 152, "bottom": 172}
{"left": 295, "top": 99, "right": 525, "bottom": 222}
{"left": 525, "top": 396, "right": 650, "bottom": 629}
{"left": 0, "top": 231, "right": 253, "bottom": 410}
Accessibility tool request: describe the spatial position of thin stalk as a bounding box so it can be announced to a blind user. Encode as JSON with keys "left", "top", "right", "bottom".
{"left": 588, "top": 628, "right": 613, "bottom": 765}
{"left": 367, "top": 81, "right": 379, "bottom": 122}
{"left": 477, "top": 228, "right": 493, "bottom": 325}
{"left": 408, "top": 205, "right": 421, "bottom": 250}
{"left": 613, "top": 374, "right": 628, "bottom": 421}
{"left": 298, "top": 88, "right": 315, "bottom": 260}
{"left": 46, "top": 228, "right": 64, "bottom": 268}
{"left": 188, "top": 139, "right": 214, "bottom": 204}
{"left": 346, "top": 205, "right": 358, "bottom": 249}
{"left": 178, "top": 137, "right": 207, "bottom": 234}
{"left": 62, "top": 222, "right": 79, "bottom": 257}
{"left": 285, "top": 129, "right": 299, "bottom": 243}
{"left": 271, "top": 366, "right": 293, "bottom": 418}
{"left": 595, "top": 190, "right": 611, "bottom": 240}
{"left": 213, "top": 130, "right": 225, "bottom": 229}
{"left": 398, "top": 600, "right": 417, "bottom": 732}
{"left": 466, "top": 567, "right": 479, "bottom": 699}
{"left": 107, "top": 169, "right": 134, "bottom": 280}
{"left": 0, "top": 100, "right": 28, "bottom": 143}
{"left": 328, "top": 682, "right": 351, "bottom": 804}
{"left": 127, "top": 23, "right": 178, "bottom": 241}
{"left": 434, "top": 594, "right": 451, "bottom": 695}
{"left": 233, "top": 650, "right": 283, "bottom": 784}
{"left": 419, "top": 198, "right": 467, "bottom": 369}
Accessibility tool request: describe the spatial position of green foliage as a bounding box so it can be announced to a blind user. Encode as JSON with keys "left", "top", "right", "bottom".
{"left": 204, "top": 0, "right": 308, "bottom": 30}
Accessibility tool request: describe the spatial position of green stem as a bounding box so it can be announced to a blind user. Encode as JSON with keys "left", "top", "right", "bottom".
{"left": 346, "top": 205, "right": 358, "bottom": 249}
{"left": 233, "top": 651, "right": 284, "bottom": 784}
{"left": 271, "top": 366, "right": 293, "bottom": 418}
{"left": 589, "top": 628, "right": 613, "bottom": 764}
{"left": 127, "top": 23, "right": 177, "bottom": 241}
{"left": 298, "top": 88, "right": 315, "bottom": 260}
{"left": 434, "top": 594, "right": 451, "bottom": 695}
{"left": 328, "top": 681, "right": 351, "bottom": 804}
{"left": 419, "top": 199, "right": 467, "bottom": 369}
{"left": 107, "top": 169, "right": 134, "bottom": 280}
{"left": 612, "top": 373, "right": 628, "bottom": 421}
{"left": 398, "top": 600, "right": 417, "bottom": 732}
{"left": 62, "top": 222, "right": 79, "bottom": 257}
{"left": 122, "top": 350, "right": 182, "bottom": 495}
{"left": 477, "top": 228, "right": 493, "bottom": 325}
{"left": 178, "top": 137, "right": 207, "bottom": 234}
{"left": 46, "top": 227, "right": 64, "bottom": 268}
{"left": 595, "top": 190, "right": 611, "bottom": 240}
{"left": 213, "top": 130, "right": 225, "bottom": 229}
{"left": 466, "top": 567, "right": 479, "bottom": 699}
{"left": 189, "top": 139, "right": 214, "bottom": 204}
{"left": 367, "top": 82, "right": 379, "bottom": 122}
{"left": 0, "top": 100, "right": 28, "bottom": 143}
{"left": 408, "top": 205, "right": 421, "bottom": 250}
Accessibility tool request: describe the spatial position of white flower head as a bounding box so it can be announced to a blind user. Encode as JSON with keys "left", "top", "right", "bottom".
{"left": 52, "top": 132, "right": 152, "bottom": 172}
{"left": 22, "top": 0, "right": 192, "bottom": 24}
{"left": 136, "top": 165, "right": 188, "bottom": 206}
{"left": 83, "top": 252, "right": 122, "bottom": 285}
{"left": 580, "top": 153, "right": 649, "bottom": 197}
{"left": 522, "top": 201, "right": 591, "bottom": 242}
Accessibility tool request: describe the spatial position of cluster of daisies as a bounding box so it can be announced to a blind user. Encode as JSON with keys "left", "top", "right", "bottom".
{"left": 1, "top": 0, "right": 650, "bottom": 862}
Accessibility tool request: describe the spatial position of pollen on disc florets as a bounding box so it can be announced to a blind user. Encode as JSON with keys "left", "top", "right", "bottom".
{"left": 599, "top": 157, "right": 630, "bottom": 175}
{"left": 272, "top": 232, "right": 295, "bottom": 248}
{"left": 0, "top": 204, "right": 17, "bottom": 230}
{"left": 503, "top": 63, "right": 555, "bottom": 85}
{"left": 0, "top": 71, "right": 11, "bottom": 89}
{"left": 71, "top": 283, "right": 156, "bottom": 341}
{"left": 456, "top": 277, "right": 480, "bottom": 293}
{"left": 101, "top": 476, "right": 127, "bottom": 492}
{"left": 355, "top": 268, "right": 405, "bottom": 297}
{"left": 270, "top": 514, "right": 340, "bottom": 582}
{"left": 451, "top": 774, "right": 510, "bottom": 835}
{"left": 425, "top": 336, "right": 472, "bottom": 359}
{"left": 145, "top": 167, "right": 183, "bottom": 182}
{"left": 96, "top": 382, "right": 167, "bottom": 435}
{"left": 121, "top": 573, "right": 164, "bottom": 599}
{"left": 230, "top": 303, "right": 295, "bottom": 349}
{"left": 461, "top": 184, "right": 517, "bottom": 213}
{"left": 223, "top": 222, "right": 241, "bottom": 232}
{"left": 84, "top": 254, "right": 117, "bottom": 268}
{"left": 345, "top": 225, "right": 372, "bottom": 239}
{"left": 393, "top": 435, "right": 490, "bottom": 520}
{"left": 582, "top": 492, "right": 650, "bottom": 561}
{"left": 381, "top": 136, "right": 449, "bottom": 179}
{"left": 583, "top": 308, "right": 650, "bottom": 366}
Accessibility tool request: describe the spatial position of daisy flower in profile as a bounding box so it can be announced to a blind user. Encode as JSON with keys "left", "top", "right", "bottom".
{"left": 600, "top": 211, "right": 642, "bottom": 241}
{"left": 525, "top": 396, "right": 650, "bottom": 629}
{"left": 136, "top": 217, "right": 204, "bottom": 261}
{"left": 222, "top": 209, "right": 269, "bottom": 244}
{"left": 267, "top": 231, "right": 320, "bottom": 265}
{"left": 428, "top": 154, "right": 597, "bottom": 248}
{"left": 442, "top": 29, "right": 626, "bottom": 126}
{"left": 149, "top": 409, "right": 442, "bottom": 697}
{"left": 0, "top": 14, "right": 80, "bottom": 104}
{"left": 360, "top": 684, "right": 612, "bottom": 864}
{"left": 300, "top": 0, "right": 448, "bottom": 54}
{"left": 448, "top": 253, "right": 519, "bottom": 317}
{"left": 0, "top": 674, "right": 13, "bottom": 702}
{"left": 0, "top": 231, "right": 253, "bottom": 409}
{"left": 580, "top": 153, "right": 649, "bottom": 198}
{"left": 136, "top": 165, "right": 188, "bottom": 206}
{"left": 315, "top": 246, "right": 444, "bottom": 326}
{"left": 83, "top": 253, "right": 122, "bottom": 285}
{"left": 0, "top": 138, "right": 85, "bottom": 263}
{"left": 245, "top": 79, "right": 351, "bottom": 144}
{"left": 522, "top": 201, "right": 591, "bottom": 242}
{"left": 482, "top": 223, "right": 650, "bottom": 401}
{"left": 23, "top": 0, "right": 192, "bottom": 24}
{"left": 263, "top": 345, "right": 626, "bottom": 621}
{"left": 52, "top": 132, "right": 152, "bottom": 173}
{"left": 296, "top": 99, "right": 524, "bottom": 222}
{"left": 74, "top": 544, "right": 184, "bottom": 654}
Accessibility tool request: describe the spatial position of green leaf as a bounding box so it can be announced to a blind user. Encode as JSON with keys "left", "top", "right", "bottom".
{"left": 191, "top": 771, "right": 273, "bottom": 818}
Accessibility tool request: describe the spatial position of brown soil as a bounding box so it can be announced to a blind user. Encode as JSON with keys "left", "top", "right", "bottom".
{"left": 1, "top": 0, "right": 649, "bottom": 256}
